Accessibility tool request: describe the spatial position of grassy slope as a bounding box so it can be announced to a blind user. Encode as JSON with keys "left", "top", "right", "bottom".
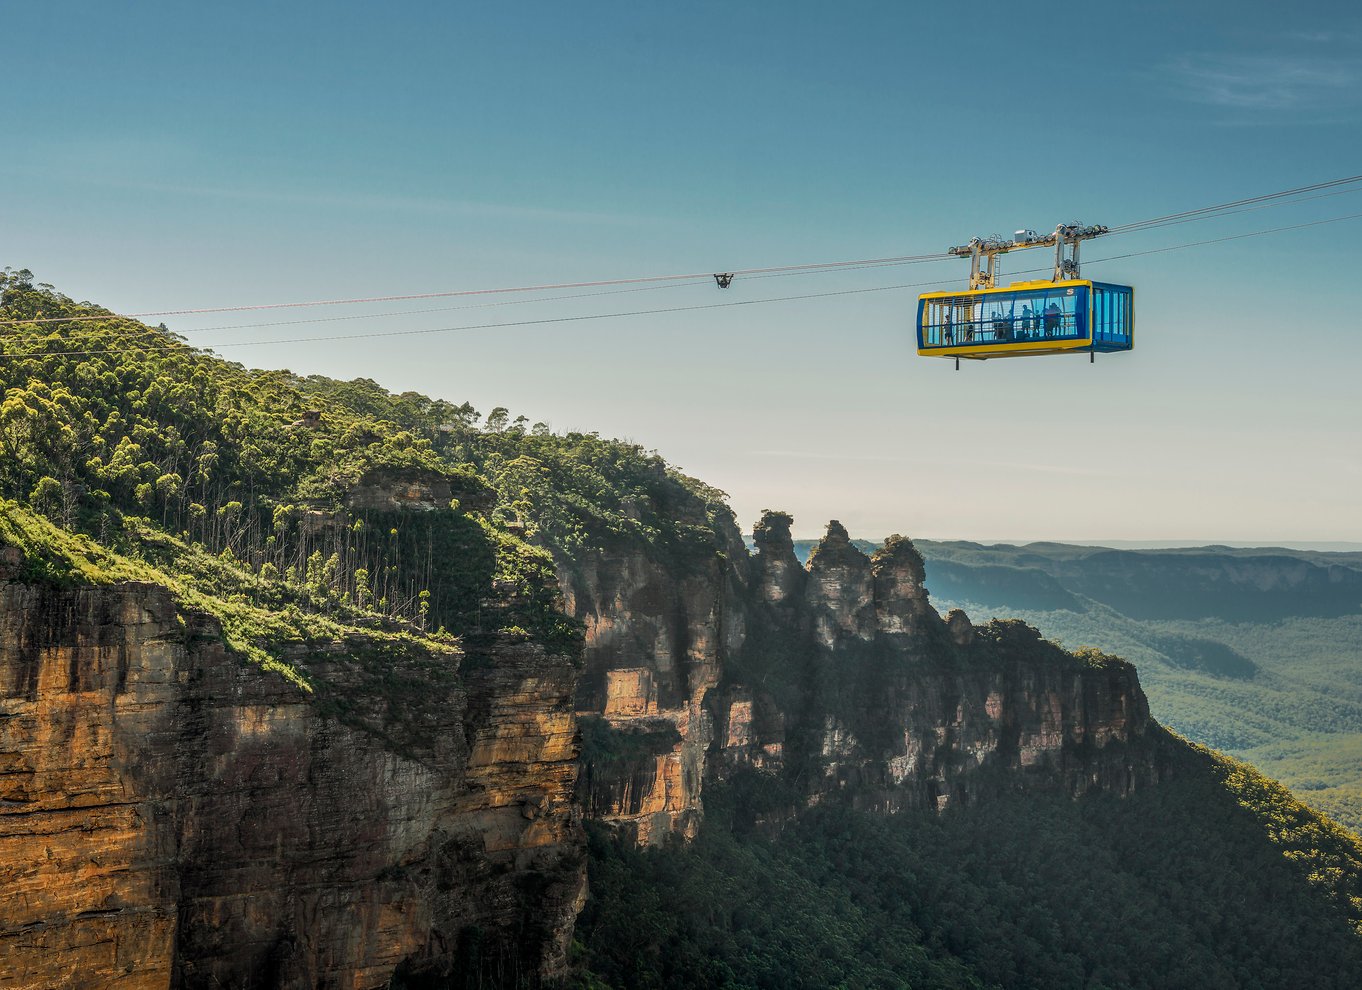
{"left": 0, "top": 498, "right": 484, "bottom": 756}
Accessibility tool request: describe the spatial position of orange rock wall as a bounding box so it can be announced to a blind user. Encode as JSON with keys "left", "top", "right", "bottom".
{"left": 571, "top": 513, "right": 1164, "bottom": 845}
{"left": 0, "top": 578, "right": 583, "bottom": 990}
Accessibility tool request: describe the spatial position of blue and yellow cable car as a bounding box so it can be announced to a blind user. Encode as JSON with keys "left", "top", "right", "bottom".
{"left": 917, "top": 224, "right": 1133, "bottom": 364}
{"left": 917, "top": 278, "right": 1133, "bottom": 359}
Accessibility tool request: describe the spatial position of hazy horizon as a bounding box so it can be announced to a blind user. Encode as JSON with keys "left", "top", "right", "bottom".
{"left": 770, "top": 532, "right": 1362, "bottom": 554}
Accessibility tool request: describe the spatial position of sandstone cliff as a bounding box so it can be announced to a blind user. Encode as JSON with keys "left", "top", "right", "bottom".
{"left": 560, "top": 500, "right": 748, "bottom": 845}
{"left": 574, "top": 512, "right": 1162, "bottom": 841}
{"left": 0, "top": 554, "right": 583, "bottom": 990}
{"left": 2, "top": 503, "right": 1166, "bottom": 988}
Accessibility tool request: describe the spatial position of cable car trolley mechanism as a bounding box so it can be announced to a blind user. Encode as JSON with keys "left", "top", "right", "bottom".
{"left": 917, "top": 223, "right": 1133, "bottom": 368}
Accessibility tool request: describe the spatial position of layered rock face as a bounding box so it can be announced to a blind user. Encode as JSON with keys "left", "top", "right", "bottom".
{"left": 578, "top": 513, "right": 1162, "bottom": 839}
{"left": 728, "top": 516, "right": 1159, "bottom": 810}
{"left": 344, "top": 466, "right": 496, "bottom": 516}
{"left": 0, "top": 570, "right": 583, "bottom": 989}
{"left": 1, "top": 500, "right": 1168, "bottom": 988}
{"left": 561, "top": 511, "right": 748, "bottom": 844}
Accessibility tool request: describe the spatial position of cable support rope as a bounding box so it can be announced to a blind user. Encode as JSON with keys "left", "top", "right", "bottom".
{"left": 1015, "top": 212, "right": 1362, "bottom": 275}
{"left": 4, "top": 172, "right": 1361, "bottom": 334}
{"left": 6, "top": 209, "right": 1362, "bottom": 363}
{"left": 1094, "top": 185, "right": 1362, "bottom": 238}
{"left": 0, "top": 257, "right": 941, "bottom": 348}
{"left": 136, "top": 279, "right": 716, "bottom": 337}
{"left": 0, "top": 277, "right": 967, "bottom": 361}
{"left": 977, "top": 213, "right": 1362, "bottom": 288}
{"left": 0, "top": 251, "right": 954, "bottom": 327}
{"left": 1092, "top": 211, "right": 1362, "bottom": 262}
{"left": 167, "top": 259, "right": 943, "bottom": 336}
{"left": 1107, "top": 173, "right": 1362, "bottom": 234}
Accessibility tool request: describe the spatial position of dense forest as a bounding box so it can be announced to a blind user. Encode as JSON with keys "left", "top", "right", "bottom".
{"left": 575, "top": 744, "right": 1362, "bottom": 989}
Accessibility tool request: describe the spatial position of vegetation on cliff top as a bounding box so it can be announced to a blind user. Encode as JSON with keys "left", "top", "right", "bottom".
{"left": 0, "top": 269, "right": 735, "bottom": 681}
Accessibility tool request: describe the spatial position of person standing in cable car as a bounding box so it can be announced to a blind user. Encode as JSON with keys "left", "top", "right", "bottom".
{"left": 1043, "top": 302, "right": 1061, "bottom": 337}
{"left": 992, "top": 308, "right": 1011, "bottom": 341}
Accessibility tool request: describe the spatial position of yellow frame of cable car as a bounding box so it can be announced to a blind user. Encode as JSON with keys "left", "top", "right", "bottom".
{"left": 917, "top": 278, "right": 1109, "bottom": 360}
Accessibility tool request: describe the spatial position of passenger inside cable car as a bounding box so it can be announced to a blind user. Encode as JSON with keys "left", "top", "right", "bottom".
{"left": 916, "top": 280, "right": 1132, "bottom": 358}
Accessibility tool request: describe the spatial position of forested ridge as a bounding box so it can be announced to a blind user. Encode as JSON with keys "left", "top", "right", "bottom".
{"left": 0, "top": 268, "right": 731, "bottom": 687}
{"left": 784, "top": 535, "right": 1362, "bottom": 838}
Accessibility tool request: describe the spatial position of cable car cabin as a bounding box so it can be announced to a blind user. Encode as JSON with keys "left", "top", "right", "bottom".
{"left": 916, "top": 279, "right": 1133, "bottom": 360}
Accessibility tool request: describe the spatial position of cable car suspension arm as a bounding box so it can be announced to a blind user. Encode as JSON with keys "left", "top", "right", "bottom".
{"left": 947, "top": 223, "right": 1109, "bottom": 289}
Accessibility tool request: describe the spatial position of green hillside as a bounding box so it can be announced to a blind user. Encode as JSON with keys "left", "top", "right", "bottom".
{"left": 0, "top": 268, "right": 732, "bottom": 685}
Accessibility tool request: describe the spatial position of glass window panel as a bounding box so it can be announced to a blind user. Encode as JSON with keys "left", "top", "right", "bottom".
{"left": 921, "top": 285, "right": 1125, "bottom": 348}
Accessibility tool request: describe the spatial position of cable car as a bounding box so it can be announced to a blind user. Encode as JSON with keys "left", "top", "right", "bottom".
{"left": 917, "top": 224, "right": 1133, "bottom": 366}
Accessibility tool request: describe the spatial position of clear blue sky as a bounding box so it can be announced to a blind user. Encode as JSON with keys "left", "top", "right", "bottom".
{"left": 5, "top": 1, "right": 1361, "bottom": 543}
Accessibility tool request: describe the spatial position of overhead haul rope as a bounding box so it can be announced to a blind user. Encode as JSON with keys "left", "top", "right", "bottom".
{"left": 0, "top": 256, "right": 941, "bottom": 346}
{"left": 0, "top": 251, "right": 954, "bottom": 327}
{"left": 994, "top": 212, "right": 1362, "bottom": 279}
{"left": 1091, "top": 212, "right": 1362, "bottom": 263}
{"left": 0, "top": 277, "right": 967, "bottom": 360}
{"left": 6, "top": 172, "right": 1362, "bottom": 330}
{"left": 7, "top": 208, "right": 1362, "bottom": 363}
{"left": 0, "top": 257, "right": 962, "bottom": 362}
{"left": 170, "top": 278, "right": 717, "bottom": 335}
{"left": 152, "top": 258, "right": 948, "bottom": 337}
{"left": 1106, "top": 173, "right": 1362, "bottom": 234}
{"left": 1100, "top": 183, "right": 1362, "bottom": 235}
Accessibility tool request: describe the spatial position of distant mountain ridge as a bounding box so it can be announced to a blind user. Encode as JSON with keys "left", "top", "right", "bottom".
{"left": 918, "top": 540, "right": 1362, "bottom": 622}
{"left": 774, "top": 538, "right": 1362, "bottom": 623}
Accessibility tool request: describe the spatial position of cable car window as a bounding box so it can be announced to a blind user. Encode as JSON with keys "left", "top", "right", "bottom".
{"left": 920, "top": 284, "right": 1092, "bottom": 347}
{"left": 1090, "top": 283, "right": 1132, "bottom": 344}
